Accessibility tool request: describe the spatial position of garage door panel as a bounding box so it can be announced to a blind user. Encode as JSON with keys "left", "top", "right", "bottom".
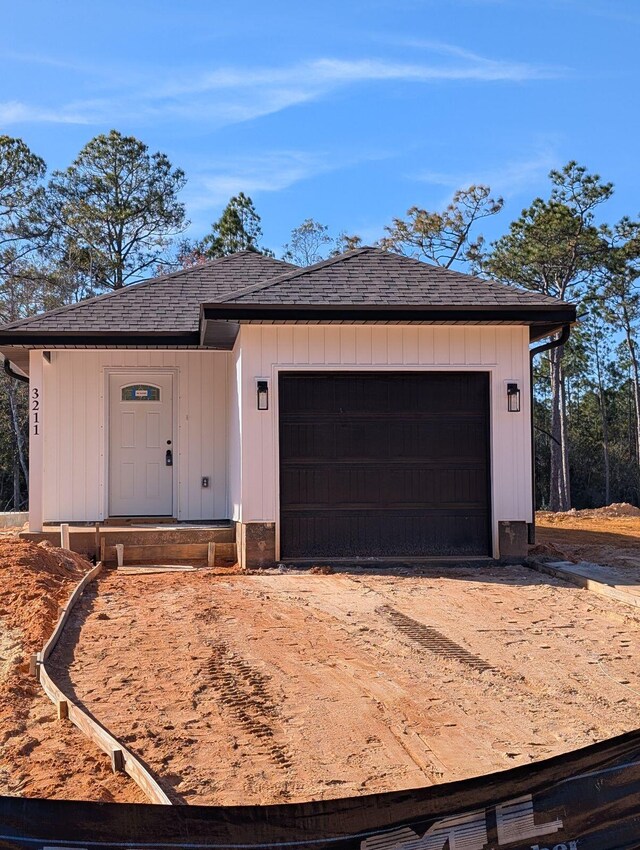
{"left": 282, "top": 512, "right": 489, "bottom": 558}
{"left": 279, "top": 372, "right": 491, "bottom": 558}
{"left": 281, "top": 464, "right": 487, "bottom": 509}
{"left": 281, "top": 419, "right": 487, "bottom": 461}
{"left": 281, "top": 373, "right": 488, "bottom": 416}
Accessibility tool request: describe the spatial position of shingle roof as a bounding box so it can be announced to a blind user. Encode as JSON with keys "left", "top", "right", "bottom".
{"left": 219, "top": 247, "right": 563, "bottom": 307}
{"left": 1, "top": 252, "right": 296, "bottom": 334}
{"left": 0, "top": 246, "right": 572, "bottom": 345}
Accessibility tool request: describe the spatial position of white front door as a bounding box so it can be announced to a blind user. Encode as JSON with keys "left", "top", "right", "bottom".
{"left": 108, "top": 373, "right": 174, "bottom": 517}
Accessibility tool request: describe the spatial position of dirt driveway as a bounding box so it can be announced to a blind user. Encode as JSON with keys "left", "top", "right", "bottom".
{"left": 49, "top": 564, "right": 640, "bottom": 805}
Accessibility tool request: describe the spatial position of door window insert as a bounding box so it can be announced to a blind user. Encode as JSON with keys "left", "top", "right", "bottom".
{"left": 121, "top": 384, "right": 161, "bottom": 402}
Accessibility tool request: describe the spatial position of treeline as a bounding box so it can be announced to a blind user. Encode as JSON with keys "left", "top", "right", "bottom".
{"left": 1, "top": 130, "right": 639, "bottom": 512}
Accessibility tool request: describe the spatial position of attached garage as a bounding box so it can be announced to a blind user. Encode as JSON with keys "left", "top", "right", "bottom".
{"left": 279, "top": 371, "right": 491, "bottom": 559}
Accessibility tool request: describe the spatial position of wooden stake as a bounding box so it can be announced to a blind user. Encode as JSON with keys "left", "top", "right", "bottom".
{"left": 60, "top": 523, "right": 70, "bottom": 551}
{"left": 29, "top": 654, "right": 39, "bottom": 678}
{"left": 207, "top": 541, "right": 216, "bottom": 568}
{"left": 95, "top": 522, "right": 100, "bottom": 562}
{"left": 115, "top": 543, "right": 124, "bottom": 568}
{"left": 111, "top": 748, "right": 125, "bottom": 773}
{"left": 57, "top": 699, "right": 69, "bottom": 720}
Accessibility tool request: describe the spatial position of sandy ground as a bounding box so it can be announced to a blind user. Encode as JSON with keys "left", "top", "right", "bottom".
{"left": 535, "top": 503, "right": 640, "bottom": 571}
{"left": 49, "top": 563, "right": 640, "bottom": 805}
{"left": 0, "top": 538, "right": 146, "bottom": 803}
{"left": 3, "top": 504, "right": 640, "bottom": 805}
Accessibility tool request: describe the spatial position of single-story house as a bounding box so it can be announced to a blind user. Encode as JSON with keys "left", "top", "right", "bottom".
{"left": 0, "top": 247, "right": 575, "bottom": 567}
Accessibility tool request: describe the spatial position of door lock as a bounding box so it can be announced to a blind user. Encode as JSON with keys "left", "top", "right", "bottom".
{"left": 165, "top": 449, "right": 173, "bottom": 466}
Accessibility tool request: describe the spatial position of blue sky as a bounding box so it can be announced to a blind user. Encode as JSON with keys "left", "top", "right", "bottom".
{"left": 2, "top": 0, "right": 639, "bottom": 259}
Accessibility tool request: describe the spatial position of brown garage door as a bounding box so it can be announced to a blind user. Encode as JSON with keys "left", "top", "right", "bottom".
{"left": 279, "top": 371, "right": 491, "bottom": 559}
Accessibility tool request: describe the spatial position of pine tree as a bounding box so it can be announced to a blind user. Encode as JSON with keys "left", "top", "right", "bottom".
{"left": 200, "top": 193, "right": 271, "bottom": 258}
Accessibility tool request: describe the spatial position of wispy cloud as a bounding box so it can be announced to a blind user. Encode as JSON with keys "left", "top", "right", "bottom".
{"left": 1, "top": 50, "right": 101, "bottom": 74}
{"left": 0, "top": 100, "right": 93, "bottom": 125}
{"left": 414, "top": 146, "right": 560, "bottom": 198}
{"left": 377, "top": 38, "right": 563, "bottom": 79}
{"left": 186, "top": 151, "right": 334, "bottom": 210}
{"left": 159, "top": 53, "right": 558, "bottom": 98}
{"left": 0, "top": 46, "right": 563, "bottom": 129}
{"left": 183, "top": 148, "right": 394, "bottom": 231}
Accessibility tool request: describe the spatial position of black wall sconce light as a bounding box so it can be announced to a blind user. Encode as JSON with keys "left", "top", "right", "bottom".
{"left": 256, "top": 378, "right": 269, "bottom": 411}
{"left": 507, "top": 381, "right": 521, "bottom": 413}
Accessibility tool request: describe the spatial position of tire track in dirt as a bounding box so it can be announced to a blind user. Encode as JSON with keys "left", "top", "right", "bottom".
{"left": 376, "top": 605, "right": 495, "bottom": 673}
{"left": 54, "top": 566, "right": 640, "bottom": 804}
{"left": 205, "top": 639, "right": 293, "bottom": 772}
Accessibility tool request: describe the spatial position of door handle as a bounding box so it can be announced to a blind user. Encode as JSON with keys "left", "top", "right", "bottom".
{"left": 165, "top": 449, "right": 173, "bottom": 466}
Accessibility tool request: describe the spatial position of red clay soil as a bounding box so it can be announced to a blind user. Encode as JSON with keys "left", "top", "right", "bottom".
{"left": 534, "top": 504, "right": 640, "bottom": 569}
{"left": 50, "top": 565, "right": 640, "bottom": 805}
{"left": 5, "top": 505, "right": 640, "bottom": 804}
{"left": 0, "top": 538, "right": 146, "bottom": 802}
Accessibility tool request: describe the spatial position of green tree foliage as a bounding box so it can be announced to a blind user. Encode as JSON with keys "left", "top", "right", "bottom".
{"left": 0, "top": 135, "right": 47, "bottom": 276}
{"left": 379, "top": 185, "right": 503, "bottom": 269}
{"left": 199, "top": 192, "right": 271, "bottom": 258}
{"left": 598, "top": 219, "right": 640, "bottom": 491}
{"left": 485, "top": 162, "right": 616, "bottom": 511}
{"left": 0, "top": 377, "right": 27, "bottom": 511}
{"left": 0, "top": 138, "right": 50, "bottom": 511}
{"left": 47, "top": 130, "right": 187, "bottom": 289}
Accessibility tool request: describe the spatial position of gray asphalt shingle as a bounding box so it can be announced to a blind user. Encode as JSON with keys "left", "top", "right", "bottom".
{"left": 2, "top": 252, "right": 295, "bottom": 334}
{"left": 221, "top": 247, "right": 564, "bottom": 307}
{"left": 0, "top": 247, "right": 568, "bottom": 337}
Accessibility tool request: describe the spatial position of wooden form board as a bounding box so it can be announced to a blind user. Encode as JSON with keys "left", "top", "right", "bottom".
{"left": 36, "top": 562, "right": 173, "bottom": 805}
{"left": 103, "top": 541, "right": 236, "bottom": 564}
{"left": 41, "top": 562, "right": 104, "bottom": 662}
{"left": 529, "top": 560, "right": 640, "bottom": 610}
{"left": 39, "top": 665, "right": 171, "bottom": 803}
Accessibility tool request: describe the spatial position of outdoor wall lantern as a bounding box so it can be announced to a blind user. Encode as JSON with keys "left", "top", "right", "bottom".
{"left": 256, "top": 378, "right": 269, "bottom": 411}
{"left": 506, "top": 382, "right": 521, "bottom": 413}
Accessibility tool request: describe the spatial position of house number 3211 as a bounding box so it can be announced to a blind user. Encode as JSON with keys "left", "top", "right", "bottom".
{"left": 31, "top": 387, "right": 40, "bottom": 435}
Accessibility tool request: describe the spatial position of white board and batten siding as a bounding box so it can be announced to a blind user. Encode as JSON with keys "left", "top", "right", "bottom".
{"left": 227, "top": 344, "right": 243, "bottom": 524}
{"left": 34, "top": 349, "right": 228, "bottom": 523}
{"left": 234, "top": 324, "right": 533, "bottom": 559}
{"left": 30, "top": 324, "right": 533, "bottom": 556}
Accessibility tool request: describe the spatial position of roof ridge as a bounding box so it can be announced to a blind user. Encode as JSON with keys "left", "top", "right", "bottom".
{"left": 216, "top": 246, "right": 373, "bottom": 303}
{"left": 1, "top": 252, "right": 295, "bottom": 331}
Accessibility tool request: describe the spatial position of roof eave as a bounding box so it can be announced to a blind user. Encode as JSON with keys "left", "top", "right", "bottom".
{"left": 200, "top": 303, "right": 576, "bottom": 350}
{"left": 202, "top": 302, "right": 577, "bottom": 324}
{"left": 0, "top": 331, "right": 202, "bottom": 347}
